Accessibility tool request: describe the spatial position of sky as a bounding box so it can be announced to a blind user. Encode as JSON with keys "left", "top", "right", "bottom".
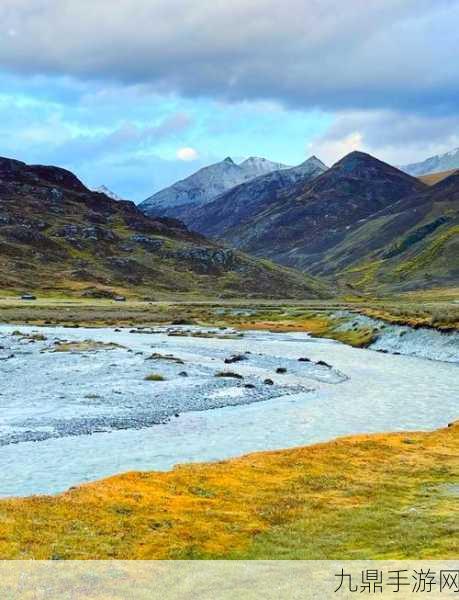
{"left": 0, "top": 0, "right": 458, "bottom": 201}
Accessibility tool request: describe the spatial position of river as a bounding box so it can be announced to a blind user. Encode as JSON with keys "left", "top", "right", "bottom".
{"left": 0, "top": 324, "right": 457, "bottom": 497}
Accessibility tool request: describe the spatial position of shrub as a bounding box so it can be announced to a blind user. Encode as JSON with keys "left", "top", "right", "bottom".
{"left": 144, "top": 373, "right": 166, "bottom": 382}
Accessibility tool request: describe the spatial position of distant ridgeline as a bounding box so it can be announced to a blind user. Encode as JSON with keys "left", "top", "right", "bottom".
{"left": 139, "top": 151, "right": 459, "bottom": 294}
{"left": 1, "top": 146, "right": 457, "bottom": 298}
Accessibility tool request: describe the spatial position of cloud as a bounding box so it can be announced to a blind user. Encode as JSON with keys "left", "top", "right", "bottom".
{"left": 309, "top": 132, "right": 363, "bottom": 166}
{"left": 1, "top": 2, "right": 458, "bottom": 197}
{"left": 309, "top": 110, "right": 459, "bottom": 165}
{"left": 176, "top": 147, "right": 199, "bottom": 161}
{"left": 41, "top": 113, "right": 192, "bottom": 164}
{"left": 0, "top": 1, "right": 457, "bottom": 116}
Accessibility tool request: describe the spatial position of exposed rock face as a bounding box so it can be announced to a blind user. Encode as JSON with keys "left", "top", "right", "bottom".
{"left": 139, "top": 156, "right": 289, "bottom": 216}
{"left": 0, "top": 155, "right": 328, "bottom": 299}
{"left": 55, "top": 225, "right": 119, "bottom": 242}
{"left": 129, "top": 235, "right": 164, "bottom": 251}
{"left": 178, "top": 156, "right": 327, "bottom": 237}
{"left": 160, "top": 247, "right": 237, "bottom": 273}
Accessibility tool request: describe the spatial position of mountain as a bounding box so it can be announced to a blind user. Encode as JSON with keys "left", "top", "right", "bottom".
{"left": 402, "top": 147, "right": 459, "bottom": 176}
{"left": 239, "top": 156, "right": 289, "bottom": 177}
{"left": 139, "top": 156, "right": 289, "bottom": 217}
{"left": 321, "top": 170, "right": 459, "bottom": 292}
{"left": 219, "top": 151, "right": 427, "bottom": 273}
{"left": 0, "top": 156, "right": 328, "bottom": 299}
{"left": 95, "top": 185, "right": 126, "bottom": 201}
{"left": 179, "top": 156, "right": 328, "bottom": 237}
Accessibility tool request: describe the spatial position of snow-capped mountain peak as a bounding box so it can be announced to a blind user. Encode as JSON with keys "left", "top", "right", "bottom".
{"left": 160, "top": 154, "right": 328, "bottom": 238}
{"left": 401, "top": 147, "right": 459, "bottom": 176}
{"left": 293, "top": 155, "right": 328, "bottom": 176}
{"left": 239, "top": 156, "right": 290, "bottom": 176}
{"left": 139, "top": 155, "right": 289, "bottom": 216}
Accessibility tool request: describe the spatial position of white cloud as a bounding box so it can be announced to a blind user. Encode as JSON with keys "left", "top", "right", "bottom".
{"left": 308, "top": 109, "right": 459, "bottom": 166}
{"left": 176, "top": 147, "right": 199, "bottom": 161}
{"left": 308, "top": 132, "right": 363, "bottom": 166}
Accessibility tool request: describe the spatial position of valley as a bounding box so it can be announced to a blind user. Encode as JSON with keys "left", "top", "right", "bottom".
{"left": 142, "top": 151, "right": 458, "bottom": 296}
{"left": 0, "top": 147, "right": 457, "bottom": 563}
{"left": 1, "top": 0, "right": 458, "bottom": 585}
{"left": 0, "top": 315, "right": 457, "bottom": 558}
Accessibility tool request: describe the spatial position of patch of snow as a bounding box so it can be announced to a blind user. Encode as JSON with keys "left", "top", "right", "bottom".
{"left": 95, "top": 185, "right": 126, "bottom": 201}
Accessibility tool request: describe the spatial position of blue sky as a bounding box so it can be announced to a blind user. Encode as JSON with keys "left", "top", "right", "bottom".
{"left": 1, "top": 1, "right": 458, "bottom": 201}
{"left": 0, "top": 72, "right": 331, "bottom": 199}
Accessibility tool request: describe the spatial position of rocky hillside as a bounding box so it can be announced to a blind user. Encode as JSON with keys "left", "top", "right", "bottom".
{"left": 220, "top": 152, "right": 426, "bottom": 272}
{"left": 0, "top": 156, "right": 329, "bottom": 299}
{"left": 171, "top": 156, "right": 328, "bottom": 236}
{"left": 140, "top": 156, "right": 289, "bottom": 217}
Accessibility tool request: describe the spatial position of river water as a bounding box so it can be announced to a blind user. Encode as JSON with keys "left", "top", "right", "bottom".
{"left": 0, "top": 324, "right": 457, "bottom": 497}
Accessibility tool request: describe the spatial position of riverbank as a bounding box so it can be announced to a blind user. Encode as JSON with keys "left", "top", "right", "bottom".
{"left": 0, "top": 422, "right": 457, "bottom": 559}
{"left": 0, "top": 296, "right": 457, "bottom": 343}
{"left": 5, "top": 321, "right": 458, "bottom": 497}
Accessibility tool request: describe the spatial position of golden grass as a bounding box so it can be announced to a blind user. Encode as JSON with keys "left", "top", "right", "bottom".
{"left": 237, "top": 314, "right": 376, "bottom": 347}
{"left": 356, "top": 305, "right": 459, "bottom": 331}
{"left": 418, "top": 169, "right": 458, "bottom": 186}
{"left": 50, "top": 340, "right": 125, "bottom": 353}
{"left": 0, "top": 296, "right": 457, "bottom": 339}
{"left": 0, "top": 422, "right": 457, "bottom": 560}
{"left": 399, "top": 286, "right": 459, "bottom": 302}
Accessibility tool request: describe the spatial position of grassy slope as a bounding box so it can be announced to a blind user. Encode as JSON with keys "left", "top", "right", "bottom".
{"left": 317, "top": 182, "right": 459, "bottom": 294}
{"left": 0, "top": 158, "right": 328, "bottom": 300}
{"left": 0, "top": 423, "right": 457, "bottom": 559}
{"left": 419, "top": 169, "right": 458, "bottom": 186}
{"left": 0, "top": 222, "right": 328, "bottom": 301}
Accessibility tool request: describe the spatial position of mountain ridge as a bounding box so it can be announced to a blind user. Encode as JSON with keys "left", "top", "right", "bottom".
{"left": 177, "top": 155, "right": 328, "bottom": 237}
{"left": 219, "top": 151, "right": 427, "bottom": 270}
{"left": 0, "top": 156, "right": 328, "bottom": 299}
{"left": 139, "top": 156, "right": 289, "bottom": 217}
{"left": 322, "top": 168, "right": 459, "bottom": 292}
